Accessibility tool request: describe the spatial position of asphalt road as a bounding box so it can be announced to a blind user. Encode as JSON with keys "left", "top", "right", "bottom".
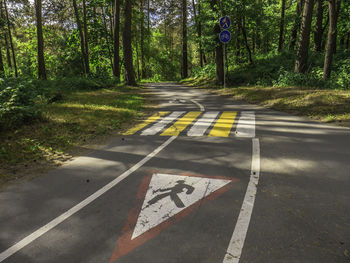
{"left": 0, "top": 83, "right": 349, "bottom": 263}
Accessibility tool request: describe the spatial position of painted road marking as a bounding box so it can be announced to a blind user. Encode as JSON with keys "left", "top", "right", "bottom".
{"left": 110, "top": 173, "right": 239, "bottom": 262}
{"left": 209, "top": 111, "right": 237, "bottom": 137}
{"left": 222, "top": 138, "right": 260, "bottom": 263}
{"left": 123, "top": 111, "right": 169, "bottom": 135}
{"left": 190, "top": 99, "right": 205, "bottom": 111}
{"left": 141, "top": 111, "right": 185, "bottom": 136}
{"left": 236, "top": 111, "right": 256, "bottom": 138}
{"left": 0, "top": 137, "right": 177, "bottom": 262}
{"left": 187, "top": 111, "right": 220, "bottom": 137}
{"left": 123, "top": 111, "right": 255, "bottom": 137}
{"left": 160, "top": 111, "right": 202, "bottom": 136}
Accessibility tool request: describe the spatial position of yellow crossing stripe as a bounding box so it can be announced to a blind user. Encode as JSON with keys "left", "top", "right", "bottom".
{"left": 208, "top": 111, "right": 237, "bottom": 137}
{"left": 123, "top": 111, "right": 169, "bottom": 135}
{"left": 160, "top": 111, "right": 202, "bottom": 136}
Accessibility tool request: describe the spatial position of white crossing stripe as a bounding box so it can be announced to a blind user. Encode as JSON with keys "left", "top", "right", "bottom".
{"left": 235, "top": 111, "right": 256, "bottom": 138}
{"left": 141, "top": 111, "right": 185, "bottom": 136}
{"left": 187, "top": 111, "right": 220, "bottom": 137}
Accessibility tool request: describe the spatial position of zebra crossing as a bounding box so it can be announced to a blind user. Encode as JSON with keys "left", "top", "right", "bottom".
{"left": 123, "top": 111, "right": 255, "bottom": 138}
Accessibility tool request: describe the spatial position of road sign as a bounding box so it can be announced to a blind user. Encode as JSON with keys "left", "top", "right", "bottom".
{"left": 110, "top": 173, "right": 239, "bottom": 262}
{"left": 219, "top": 30, "right": 231, "bottom": 43}
{"left": 220, "top": 16, "right": 231, "bottom": 29}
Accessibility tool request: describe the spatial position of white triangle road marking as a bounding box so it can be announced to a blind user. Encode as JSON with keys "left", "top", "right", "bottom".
{"left": 131, "top": 173, "right": 232, "bottom": 240}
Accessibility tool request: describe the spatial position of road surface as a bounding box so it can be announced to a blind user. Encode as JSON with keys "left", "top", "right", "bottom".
{"left": 0, "top": 83, "right": 349, "bottom": 263}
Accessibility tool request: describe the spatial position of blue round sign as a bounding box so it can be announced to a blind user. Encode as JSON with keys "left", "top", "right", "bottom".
{"left": 220, "top": 16, "right": 231, "bottom": 29}
{"left": 219, "top": 30, "right": 231, "bottom": 43}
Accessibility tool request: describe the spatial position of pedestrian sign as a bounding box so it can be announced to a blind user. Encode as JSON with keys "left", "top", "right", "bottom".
{"left": 220, "top": 16, "right": 231, "bottom": 29}
{"left": 219, "top": 30, "right": 231, "bottom": 43}
{"left": 110, "top": 172, "right": 239, "bottom": 262}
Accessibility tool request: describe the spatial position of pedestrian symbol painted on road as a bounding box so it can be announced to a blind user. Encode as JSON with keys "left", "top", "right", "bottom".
{"left": 220, "top": 16, "right": 231, "bottom": 29}
{"left": 147, "top": 180, "right": 194, "bottom": 208}
{"left": 110, "top": 173, "right": 239, "bottom": 262}
{"left": 220, "top": 30, "right": 231, "bottom": 43}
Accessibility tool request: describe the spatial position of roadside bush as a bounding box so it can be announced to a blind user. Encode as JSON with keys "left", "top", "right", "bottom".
{"left": 0, "top": 76, "right": 120, "bottom": 130}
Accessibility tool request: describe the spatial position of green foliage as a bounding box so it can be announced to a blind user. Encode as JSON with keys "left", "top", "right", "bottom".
{"left": 0, "top": 76, "right": 120, "bottom": 130}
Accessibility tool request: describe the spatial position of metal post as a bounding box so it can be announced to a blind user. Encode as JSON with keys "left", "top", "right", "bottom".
{"left": 223, "top": 43, "right": 226, "bottom": 89}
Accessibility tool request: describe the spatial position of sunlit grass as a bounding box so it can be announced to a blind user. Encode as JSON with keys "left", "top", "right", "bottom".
{"left": 184, "top": 78, "right": 350, "bottom": 126}
{"left": 0, "top": 86, "right": 144, "bottom": 184}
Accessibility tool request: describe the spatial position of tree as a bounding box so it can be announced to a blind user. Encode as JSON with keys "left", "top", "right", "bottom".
{"left": 123, "top": 0, "right": 136, "bottom": 85}
{"left": 294, "top": 0, "right": 314, "bottom": 73}
{"left": 182, "top": 0, "right": 188, "bottom": 78}
{"left": 323, "top": 0, "right": 339, "bottom": 79}
{"left": 278, "top": 0, "right": 286, "bottom": 51}
{"left": 72, "top": 0, "right": 89, "bottom": 75}
{"left": 35, "top": 0, "right": 47, "bottom": 79}
{"left": 210, "top": 0, "right": 223, "bottom": 85}
{"left": 82, "top": 0, "right": 89, "bottom": 74}
{"left": 314, "top": 0, "right": 324, "bottom": 51}
{"left": 3, "top": 0, "right": 17, "bottom": 77}
{"left": 289, "top": 0, "right": 304, "bottom": 50}
{"left": 113, "top": 0, "right": 120, "bottom": 80}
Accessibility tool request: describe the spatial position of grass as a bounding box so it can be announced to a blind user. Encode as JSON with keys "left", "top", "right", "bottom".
{"left": 0, "top": 85, "right": 145, "bottom": 185}
{"left": 182, "top": 77, "right": 350, "bottom": 126}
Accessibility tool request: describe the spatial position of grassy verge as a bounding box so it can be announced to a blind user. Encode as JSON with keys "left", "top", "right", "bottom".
{"left": 0, "top": 85, "right": 145, "bottom": 186}
{"left": 181, "top": 77, "right": 350, "bottom": 127}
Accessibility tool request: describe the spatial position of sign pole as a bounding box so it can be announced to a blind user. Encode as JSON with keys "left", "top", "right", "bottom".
{"left": 224, "top": 43, "right": 226, "bottom": 89}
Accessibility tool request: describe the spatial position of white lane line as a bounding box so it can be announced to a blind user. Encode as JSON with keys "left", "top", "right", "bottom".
{"left": 187, "top": 111, "right": 220, "bottom": 137}
{"left": 0, "top": 136, "right": 177, "bottom": 262}
{"left": 190, "top": 99, "right": 205, "bottom": 111}
{"left": 236, "top": 111, "right": 255, "bottom": 138}
{"left": 141, "top": 111, "right": 185, "bottom": 136}
{"left": 222, "top": 138, "right": 260, "bottom": 263}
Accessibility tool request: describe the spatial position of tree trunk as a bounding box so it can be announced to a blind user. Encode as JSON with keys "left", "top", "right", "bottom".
{"left": 140, "top": 0, "right": 146, "bottom": 79}
{"left": 35, "top": 0, "right": 46, "bottom": 79}
{"left": 210, "top": 0, "right": 223, "bottom": 85}
{"left": 0, "top": 48, "right": 4, "bottom": 75}
{"left": 323, "top": 0, "right": 337, "bottom": 79}
{"left": 182, "top": 0, "right": 188, "bottom": 78}
{"left": 241, "top": 16, "right": 253, "bottom": 64}
{"left": 289, "top": 0, "right": 304, "bottom": 50}
{"left": 0, "top": 0, "right": 11, "bottom": 68}
{"left": 82, "top": 0, "right": 90, "bottom": 74}
{"left": 314, "top": 0, "right": 324, "bottom": 51}
{"left": 113, "top": 0, "right": 120, "bottom": 80}
{"left": 331, "top": 0, "right": 341, "bottom": 54}
{"left": 102, "top": 6, "right": 114, "bottom": 71}
{"left": 123, "top": 0, "right": 136, "bottom": 86}
{"left": 278, "top": 0, "right": 286, "bottom": 52}
{"left": 346, "top": 32, "right": 350, "bottom": 49}
{"left": 4, "top": 0, "right": 17, "bottom": 77}
{"left": 192, "top": 0, "right": 205, "bottom": 67}
{"left": 294, "top": 0, "right": 314, "bottom": 73}
{"left": 72, "top": 0, "right": 88, "bottom": 75}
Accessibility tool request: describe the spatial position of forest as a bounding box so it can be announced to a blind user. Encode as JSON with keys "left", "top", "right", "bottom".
{"left": 0, "top": 0, "right": 349, "bottom": 177}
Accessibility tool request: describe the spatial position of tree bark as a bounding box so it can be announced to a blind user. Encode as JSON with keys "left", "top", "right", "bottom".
{"left": 278, "top": 0, "right": 286, "bottom": 51}
{"left": 72, "top": 0, "right": 88, "bottom": 75}
{"left": 0, "top": 0, "right": 11, "bottom": 69}
{"left": 331, "top": 0, "right": 341, "bottom": 54}
{"left": 0, "top": 48, "right": 4, "bottom": 75}
{"left": 182, "top": 0, "right": 188, "bottom": 78}
{"left": 102, "top": 6, "right": 114, "bottom": 71}
{"left": 113, "top": 0, "right": 120, "bottom": 80}
{"left": 346, "top": 32, "right": 350, "bottom": 49}
{"left": 289, "top": 0, "right": 304, "bottom": 50}
{"left": 35, "top": 0, "right": 46, "bottom": 79}
{"left": 140, "top": 0, "right": 146, "bottom": 79}
{"left": 323, "top": 0, "right": 337, "bottom": 79}
{"left": 241, "top": 16, "right": 253, "bottom": 64}
{"left": 192, "top": 0, "right": 205, "bottom": 67}
{"left": 314, "top": 0, "right": 324, "bottom": 51}
{"left": 210, "top": 0, "right": 224, "bottom": 85}
{"left": 82, "top": 0, "right": 90, "bottom": 74}
{"left": 294, "top": 0, "right": 314, "bottom": 73}
{"left": 123, "top": 0, "right": 136, "bottom": 85}
{"left": 4, "top": 0, "right": 17, "bottom": 77}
